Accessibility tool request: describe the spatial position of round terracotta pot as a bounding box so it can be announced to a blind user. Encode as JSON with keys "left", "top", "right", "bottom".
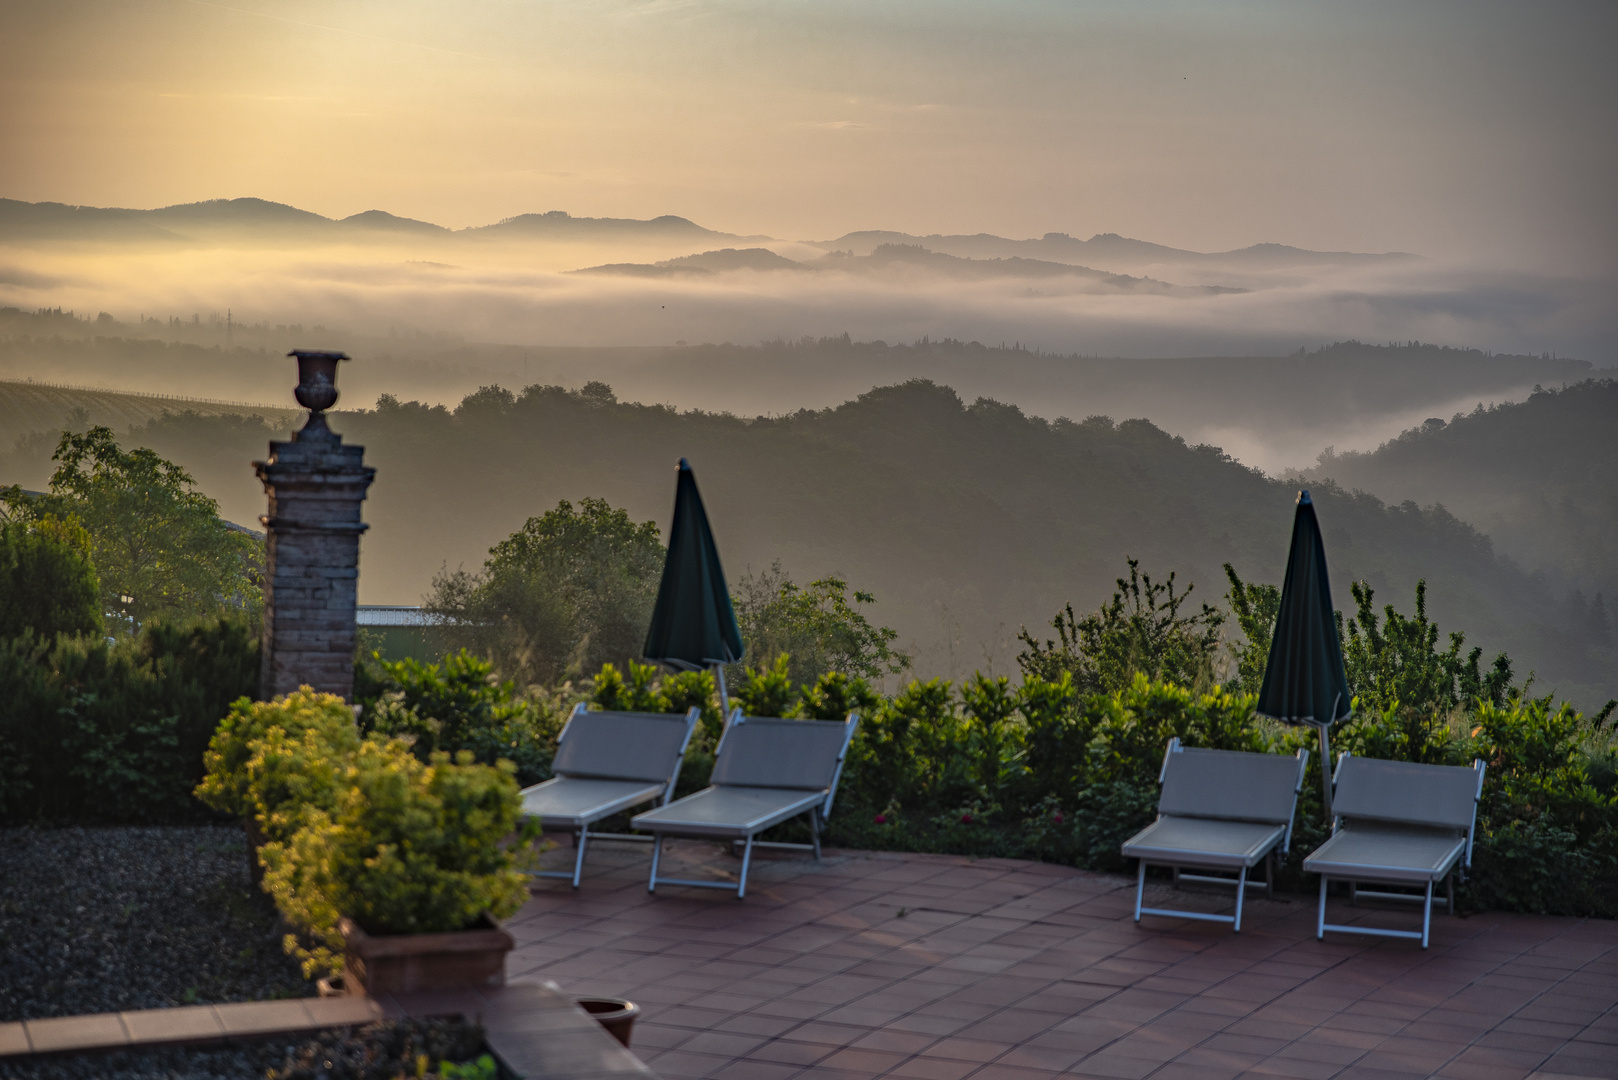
{"left": 575, "top": 998, "right": 640, "bottom": 1048}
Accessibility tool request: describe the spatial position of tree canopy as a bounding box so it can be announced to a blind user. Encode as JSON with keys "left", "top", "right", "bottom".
{"left": 0, "top": 512, "right": 102, "bottom": 639}
{"left": 3, "top": 427, "right": 260, "bottom": 630}
{"left": 426, "top": 497, "right": 663, "bottom": 684}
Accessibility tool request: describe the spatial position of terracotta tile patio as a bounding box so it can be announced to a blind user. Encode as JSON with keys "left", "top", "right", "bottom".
{"left": 512, "top": 837, "right": 1618, "bottom": 1080}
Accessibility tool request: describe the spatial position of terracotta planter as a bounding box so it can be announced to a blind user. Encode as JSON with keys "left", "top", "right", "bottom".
{"left": 339, "top": 915, "right": 514, "bottom": 996}
{"left": 575, "top": 998, "right": 641, "bottom": 1048}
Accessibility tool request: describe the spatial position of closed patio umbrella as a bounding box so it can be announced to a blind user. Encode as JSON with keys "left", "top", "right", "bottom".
{"left": 643, "top": 459, "right": 745, "bottom": 715}
{"left": 1255, "top": 489, "right": 1353, "bottom": 822}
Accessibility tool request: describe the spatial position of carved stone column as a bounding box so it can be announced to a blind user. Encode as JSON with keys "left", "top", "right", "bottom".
{"left": 254, "top": 351, "right": 376, "bottom": 700}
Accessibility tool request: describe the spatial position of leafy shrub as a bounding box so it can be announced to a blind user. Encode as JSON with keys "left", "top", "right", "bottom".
{"left": 0, "top": 613, "right": 259, "bottom": 824}
{"left": 196, "top": 689, "right": 361, "bottom": 843}
{"left": 261, "top": 740, "right": 535, "bottom": 977}
{"left": 0, "top": 513, "right": 102, "bottom": 639}
{"left": 361, "top": 650, "right": 560, "bottom": 786}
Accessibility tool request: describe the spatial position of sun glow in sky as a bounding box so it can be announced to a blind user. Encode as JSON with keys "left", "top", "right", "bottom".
{"left": 3, "top": 0, "right": 1615, "bottom": 268}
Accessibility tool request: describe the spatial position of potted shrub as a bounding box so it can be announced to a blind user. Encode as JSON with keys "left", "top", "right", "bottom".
{"left": 195, "top": 688, "right": 360, "bottom": 883}
{"left": 260, "top": 737, "right": 537, "bottom": 995}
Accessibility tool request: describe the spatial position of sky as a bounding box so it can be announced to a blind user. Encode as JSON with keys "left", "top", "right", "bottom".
{"left": 3, "top": 0, "right": 1616, "bottom": 271}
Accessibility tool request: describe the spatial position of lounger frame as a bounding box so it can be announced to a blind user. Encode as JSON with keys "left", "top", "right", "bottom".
{"left": 521, "top": 703, "right": 700, "bottom": 887}
{"left": 633, "top": 710, "right": 859, "bottom": 899}
{"left": 1125, "top": 738, "right": 1310, "bottom": 932}
{"left": 1305, "top": 752, "right": 1486, "bottom": 948}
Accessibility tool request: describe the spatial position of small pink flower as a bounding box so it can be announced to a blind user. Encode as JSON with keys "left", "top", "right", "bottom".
{"left": 874, "top": 814, "right": 887, "bottom": 824}
{"left": 960, "top": 812, "right": 974, "bottom": 824}
{"left": 1053, "top": 812, "right": 1065, "bottom": 825}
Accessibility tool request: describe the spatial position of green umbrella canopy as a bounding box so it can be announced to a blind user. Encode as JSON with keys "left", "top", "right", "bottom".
{"left": 1255, "top": 490, "right": 1352, "bottom": 819}
{"left": 643, "top": 459, "right": 745, "bottom": 672}
{"left": 1256, "top": 490, "right": 1352, "bottom": 728}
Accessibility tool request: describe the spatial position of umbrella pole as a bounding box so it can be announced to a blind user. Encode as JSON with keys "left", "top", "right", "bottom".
{"left": 1317, "top": 724, "right": 1334, "bottom": 824}
{"left": 715, "top": 666, "right": 731, "bottom": 720}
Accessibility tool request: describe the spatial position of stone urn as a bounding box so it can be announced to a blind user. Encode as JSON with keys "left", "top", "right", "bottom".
{"left": 338, "top": 915, "right": 514, "bottom": 996}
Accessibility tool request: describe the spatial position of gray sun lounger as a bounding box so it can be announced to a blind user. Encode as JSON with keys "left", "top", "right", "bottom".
{"left": 631, "top": 711, "right": 859, "bottom": 899}
{"left": 1304, "top": 753, "right": 1485, "bottom": 948}
{"left": 519, "top": 702, "right": 700, "bottom": 888}
{"left": 1122, "top": 738, "right": 1310, "bottom": 932}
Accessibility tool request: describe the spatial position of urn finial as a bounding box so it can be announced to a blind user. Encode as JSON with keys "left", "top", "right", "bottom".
{"left": 288, "top": 349, "right": 349, "bottom": 439}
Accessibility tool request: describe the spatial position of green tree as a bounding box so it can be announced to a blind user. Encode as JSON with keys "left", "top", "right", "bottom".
{"left": 1017, "top": 558, "right": 1225, "bottom": 693}
{"left": 1222, "top": 563, "right": 1280, "bottom": 694}
{"left": 1338, "top": 579, "right": 1516, "bottom": 763}
{"left": 730, "top": 561, "right": 910, "bottom": 686}
{"left": 0, "top": 512, "right": 102, "bottom": 639}
{"left": 427, "top": 498, "right": 663, "bottom": 684}
{"left": 4, "top": 427, "right": 261, "bottom": 630}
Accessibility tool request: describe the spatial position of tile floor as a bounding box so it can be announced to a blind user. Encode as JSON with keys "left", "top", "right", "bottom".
{"left": 513, "top": 838, "right": 1618, "bottom": 1080}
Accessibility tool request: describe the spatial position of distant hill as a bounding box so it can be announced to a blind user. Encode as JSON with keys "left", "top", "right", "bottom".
{"left": 1303, "top": 378, "right": 1618, "bottom": 606}
{"left": 571, "top": 247, "right": 803, "bottom": 276}
{"left": 811, "top": 229, "right": 1418, "bottom": 273}
{"left": 469, "top": 210, "right": 743, "bottom": 242}
{"left": 3, "top": 373, "right": 1608, "bottom": 709}
{"left": 0, "top": 198, "right": 746, "bottom": 246}
{"left": 572, "top": 243, "right": 1245, "bottom": 293}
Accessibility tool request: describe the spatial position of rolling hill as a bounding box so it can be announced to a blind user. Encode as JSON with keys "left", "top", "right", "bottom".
{"left": 1, "top": 375, "right": 1609, "bottom": 710}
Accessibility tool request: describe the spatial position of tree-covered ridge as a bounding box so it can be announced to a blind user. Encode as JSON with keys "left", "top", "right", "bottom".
{"left": 318, "top": 377, "right": 1611, "bottom": 708}
{"left": 2, "top": 370, "right": 1610, "bottom": 706}
{"left": 1306, "top": 378, "right": 1617, "bottom": 610}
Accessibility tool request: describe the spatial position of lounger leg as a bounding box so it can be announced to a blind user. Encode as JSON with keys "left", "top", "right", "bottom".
{"left": 1233, "top": 865, "right": 1247, "bottom": 932}
{"left": 1134, "top": 860, "right": 1146, "bottom": 923}
{"left": 571, "top": 825, "right": 589, "bottom": 889}
{"left": 1266, "top": 851, "right": 1275, "bottom": 900}
{"left": 647, "top": 837, "right": 662, "bottom": 894}
{"left": 737, "top": 835, "right": 755, "bottom": 900}
{"left": 1317, "top": 875, "right": 1328, "bottom": 940}
{"left": 1447, "top": 870, "right": 1455, "bottom": 915}
{"left": 810, "top": 813, "right": 822, "bottom": 861}
{"left": 1420, "top": 879, "right": 1433, "bottom": 949}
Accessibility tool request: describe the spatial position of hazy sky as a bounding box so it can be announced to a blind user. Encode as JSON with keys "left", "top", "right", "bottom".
{"left": 3, "top": 0, "right": 1615, "bottom": 269}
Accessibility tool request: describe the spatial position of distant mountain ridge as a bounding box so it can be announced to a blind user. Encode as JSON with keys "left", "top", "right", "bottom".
{"left": 571, "top": 243, "right": 1246, "bottom": 293}
{"left": 0, "top": 197, "right": 750, "bottom": 244}
{"left": 1, "top": 197, "right": 1408, "bottom": 266}
{"left": 812, "top": 229, "right": 1418, "bottom": 270}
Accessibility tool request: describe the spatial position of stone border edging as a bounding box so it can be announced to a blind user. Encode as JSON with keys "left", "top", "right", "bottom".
{"left": 0, "top": 983, "right": 655, "bottom": 1079}
{"left": 0, "top": 995, "right": 382, "bottom": 1058}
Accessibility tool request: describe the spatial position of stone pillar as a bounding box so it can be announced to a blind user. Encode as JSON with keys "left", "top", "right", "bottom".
{"left": 255, "top": 351, "right": 376, "bottom": 701}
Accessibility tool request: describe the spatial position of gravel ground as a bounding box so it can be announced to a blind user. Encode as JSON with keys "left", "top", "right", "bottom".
{"left": 0, "top": 825, "right": 308, "bottom": 1022}
{"left": 0, "top": 1019, "right": 486, "bottom": 1080}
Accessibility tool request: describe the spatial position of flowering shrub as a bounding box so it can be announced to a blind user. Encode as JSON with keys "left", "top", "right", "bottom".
{"left": 260, "top": 740, "right": 535, "bottom": 977}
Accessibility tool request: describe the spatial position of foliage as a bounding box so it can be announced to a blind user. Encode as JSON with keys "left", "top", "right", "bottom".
{"left": 195, "top": 689, "right": 360, "bottom": 842}
{"left": 261, "top": 740, "right": 536, "bottom": 978}
{"left": 2, "top": 427, "right": 261, "bottom": 630}
{"left": 0, "top": 612, "right": 259, "bottom": 824}
{"left": 361, "top": 650, "right": 560, "bottom": 786}
{"left": 1018, "top": 558, "right": 1225, "bottom": 695}
{"left": 0, "top": 512, "right": 102, "bottom": 639}
{"left": 1222, "top": 563, "right": 1279, "bottom": 695}
{"left": 1461, "top": 694, "right": 1618, "bottom": 915}
{"left": 730, "top": 562, "right": 910, "bottom": 686}
{"left": 426, "top": 498, "right": 662, "bottom": 685}
{"left": 1343, "top": 578, "right": 1515, "bottom": 717}
{"left": 733, "top": 653, "right": 800, "bottom": 718}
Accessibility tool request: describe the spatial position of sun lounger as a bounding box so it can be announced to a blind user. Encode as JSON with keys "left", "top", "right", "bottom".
{"left": 631, "top": 711, "right": 859, "bottom": 898}
{"left": 1304, "top": 753, "right": 1485, "bottom": 948}
{"left": 1122, "top": 738, "right": 1310, "bottom": 932}
{"left": 519, "top": 703, "right": 700, "bottom": 888}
